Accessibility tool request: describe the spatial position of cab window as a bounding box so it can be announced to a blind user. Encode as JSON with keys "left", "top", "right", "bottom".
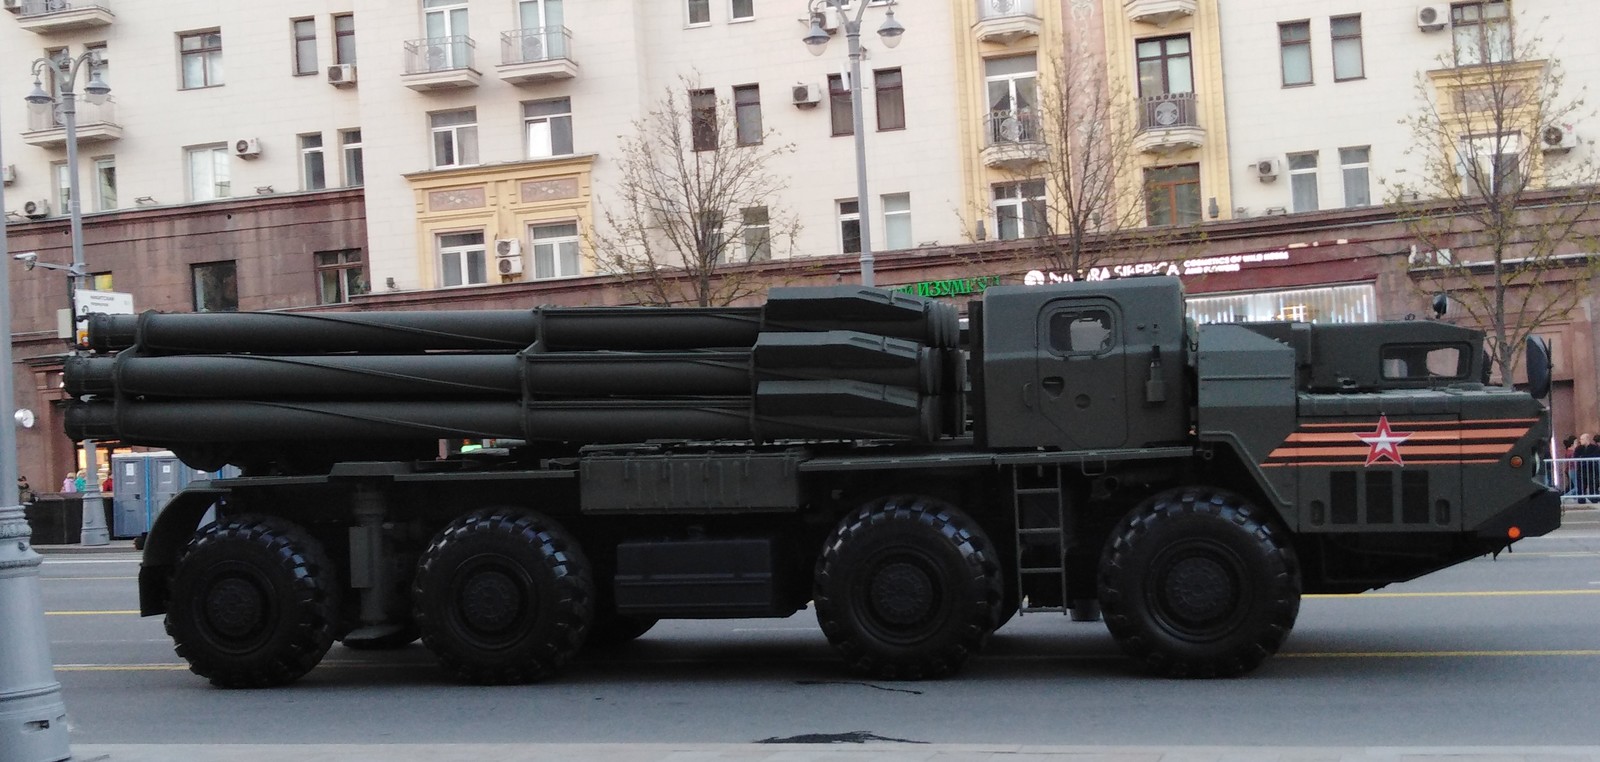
{"left": 1049, "top": 308, "right": 1114, "bottom": 355}
{"left": 1380, "top": 343, "right": 1468, "bottom": 380}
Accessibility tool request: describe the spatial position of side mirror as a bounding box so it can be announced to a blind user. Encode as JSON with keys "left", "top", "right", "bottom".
{"left": 1525, "top": 335, "right": 1552, "bottom": 400}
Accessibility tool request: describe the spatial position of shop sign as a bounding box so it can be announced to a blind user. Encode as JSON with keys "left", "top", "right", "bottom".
{"left": 1024, "top": 248, "right": 1294, "bottom": 285}
{"left": 892, "top": 275, "right": 1004, "bottom": 298}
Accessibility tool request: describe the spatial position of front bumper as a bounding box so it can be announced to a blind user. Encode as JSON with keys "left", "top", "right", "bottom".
{"left": 1474, "top": 487, "right": 1561, "bottom": 540}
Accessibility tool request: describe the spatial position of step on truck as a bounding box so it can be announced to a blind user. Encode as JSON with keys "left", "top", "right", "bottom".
{"left": 63, "top": 275, "right": 1560, "bottom": 687}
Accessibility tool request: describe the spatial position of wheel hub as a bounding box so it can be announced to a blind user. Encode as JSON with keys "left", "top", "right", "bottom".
{"left": 204, "top": 576, "right": 267, "bottom": 639}
{"left": 459, "top": 569, "right": 523, "bottom": 634}
{"left": 869, "top": 561, "right": 934, "bottom": 626}
{"left": 1161, "top": 555, "right": 1235, "bottom": 625}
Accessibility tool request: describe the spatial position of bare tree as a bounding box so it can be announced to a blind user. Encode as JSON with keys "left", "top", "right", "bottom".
{"left": 1387, "top": 19, "right": 1600, "bottom": 385}
{"left": 592, "top": 79, "right": 802, "bottom": 306}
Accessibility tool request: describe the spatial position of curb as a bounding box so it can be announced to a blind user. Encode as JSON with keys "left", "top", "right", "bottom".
{"left": 32, "top": 540, "right": 139, "bottom": 555}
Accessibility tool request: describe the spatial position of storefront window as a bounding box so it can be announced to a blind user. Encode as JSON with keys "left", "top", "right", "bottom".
{"left": 1186, "top": 283, "right": 1375, "bottom": 324}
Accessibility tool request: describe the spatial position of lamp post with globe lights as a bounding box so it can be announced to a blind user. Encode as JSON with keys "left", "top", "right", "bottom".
{"left": 25, "top": 51, "right": 112, "bottom": 546}
{"left": 801, "top": 0, "right": 903, "bottom": 287}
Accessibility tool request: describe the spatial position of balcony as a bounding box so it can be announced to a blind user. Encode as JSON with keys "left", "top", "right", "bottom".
{"left": 973, "top": 0, "right": 1040, "bottom": 45}
{"left": 14, "top": 0, "right": 113, "bottom": 34}
{"left": 20, "top": 97, "right": 121, "bottom": 149}
{"left": 497, "top": 26, "right": 577, "bottom": 85}
{"left": 1133, "top": 92, "right": 1204, "bottom": 153}
{"left": 1124, "top": 0, "right": 1195, "bottom": 27}
{"left": 981, "top": 110, "right": 1047, "bottom": 170}
{"left": 401, "top": 36, "right": 481, "bottom": 92}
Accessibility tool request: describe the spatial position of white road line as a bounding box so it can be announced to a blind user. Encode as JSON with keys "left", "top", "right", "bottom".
{"left": 40, "top": 558, "right": 140, "bottom": 565}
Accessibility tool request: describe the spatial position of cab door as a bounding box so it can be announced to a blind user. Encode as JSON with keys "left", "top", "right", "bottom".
{"left": 1035, "top": 298, "right": 1127, "bottom": 449}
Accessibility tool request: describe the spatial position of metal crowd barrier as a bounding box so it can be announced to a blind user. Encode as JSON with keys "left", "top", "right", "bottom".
{"left": 1549, "top": 457, "right": 1600, "bottom": 502}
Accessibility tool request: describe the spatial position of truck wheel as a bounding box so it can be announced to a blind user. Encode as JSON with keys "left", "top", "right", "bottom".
{"left": 1098, "top": 488, "right": 1300, "bottom": 678}
{"left": 165, "top": 515, "right": 340, "bottom": 688}
{"left": 412, "top": 509, "right": 593, "bottom": 684}
{"left": 814, "top": 495, "right": 1002, "bottom": 680}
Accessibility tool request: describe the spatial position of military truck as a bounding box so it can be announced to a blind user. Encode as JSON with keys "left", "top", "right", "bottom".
{"left": 62, "top": 276, "right": 1560, "bottom": 688}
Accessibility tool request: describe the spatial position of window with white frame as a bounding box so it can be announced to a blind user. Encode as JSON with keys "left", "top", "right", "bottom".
{"left": 691, "top": 89, "right": 718, "bottom": 151}
{"left": 292, "top": 18, "right": 317, "bottom": 76}
{"left": 52, "top": 161, "right": 70, "bottom": 215}
{"left": 1462, "top": 133, "right": 1522, "bottom": 195}
{"left": 698, "top": 211, "right": 725, "bottom": 263}
{"left": 1288, "top": 151, "right": 1319, "bottom": 212}
{"left": 300, "top": 133, "right": 326, "bottom": 190}
{"left": 687, "top": 0, "right": 710, "bottom": 25}
{"left": 530, "top": 222, "right": 581, "bottom": 279}
{"left": 518, "top": 0, "right": 566, "bottom": 59}
{"left": 430, "top": 109, "right": 479, "bottom": 168}
{"left": 1279, "top": 21, "right": 1312, "bottom": 86}
{"left": 341, "top": 129, "right": 364, "bottom": 186}
{"left": 731, "top": 0, "right": 754, "bottom": 21}
{"left": 875, "top": 69, "right": 904, "bottom": 131}
{"left": 993, "top": 180, "right": 1046, "bottom": 240}
{"left": 438, "top": 231, "right": 487, "bottom": 287}
{"left": 525, "top": 98, "right": 573, "bottom": 158}
{"left": 187, "top": 144, "right": 230, "bottom": 201}
{"left": 1331, "top": 15, "right": 1364, "bottom": 81}
{"left": 423, "top": 0, "right": 470, "bottom": 69}
{"left": 985, "top": 55, "right": 1038, "bottom": 144}
{"left": 180, "top": 31, "right": 224, "bottom": 89}
{"left": 1340, "top": 146, "right": 1370, "bottom": 206}
{"left": 734, "top": 85, "right": 762, "bottom": 145}
{"left": 839, "top": 199, "right": 861, "bottom": 254}
{"left": 1453, "top": 1, "right": 1512, "bottom": 67}
{"left": 742, "top": 207, "right": 771, "bottom": 261}
{"left": 93, "top": 157, "right": 116, "bottom": 211}
{"left": 882, "top": 192, "right": 911, "bottom": 249}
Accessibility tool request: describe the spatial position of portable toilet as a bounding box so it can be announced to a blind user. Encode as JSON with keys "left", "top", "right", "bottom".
{"left": 111, "top": 452, "right": 238, "bottom": 538}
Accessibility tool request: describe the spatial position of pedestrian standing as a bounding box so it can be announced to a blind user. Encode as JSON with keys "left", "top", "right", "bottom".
{"left": 1575, "top": 433, "right": 1600, "bottom": 504}
{"left": 61, "top": 471, "right": 77, "bottom": 493}
{"left": 17, "top": 476, "right": 35, "bottom": 505}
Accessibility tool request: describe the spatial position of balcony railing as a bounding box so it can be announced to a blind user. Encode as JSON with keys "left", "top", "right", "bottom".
{"left": 16, "top": 0, "right": 113, "bottom": 33}
{"left": 973, "top": 0, "right": 1040, "bottom": 43}
{"left": 498, "top": 26, "right": 578, "bottom": 84}
{"left": 21, "top": 96, "right": 121, "bottom": 149}
{"left": 1134, "top": 92, "right": 1204, "bottom": 153}
{"left": 981, "top": 109, "right": 1046, "bottom": 169}
{"left": 976, "top": 0, "right": 1036, "bottom": 21}
{"left": 401, "top": 35, "right": 481, "bottom": 91}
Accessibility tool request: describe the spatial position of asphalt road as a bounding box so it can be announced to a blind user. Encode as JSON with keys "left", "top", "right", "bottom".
{"left": 38, "top": 510, "right": 1600, "bottom": 748}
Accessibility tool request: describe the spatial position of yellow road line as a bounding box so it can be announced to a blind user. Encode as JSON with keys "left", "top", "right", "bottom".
{"left": 1283, "top": 649, "right": 1600, "bottom": 659}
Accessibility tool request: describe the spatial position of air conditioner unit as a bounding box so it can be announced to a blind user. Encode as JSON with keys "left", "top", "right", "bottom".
{"left": 232, "top": 138, "right": 262, "bottom": 159}
{"left": 1416, "top": 4, "right": 1449, "bottom": 32}
{"left": 22, "top": 199, "right": 50, "bottom": 219}
{"left": 494, "top": 239, "right": 522, "bottom": 258}
{"left": 327, "top": 64, "right": 358, "bottom": 87}
{"left": 1253, "top": 158, "right": 1280, "bottom": 182}
{"left": 792, "top": 83, "right": 821, "bottom": 108}
{"left": 1541, "top": 123, "right": 1579, "bottom": 153}
{"left": 819, "top": 13, "right": 839, "bottom": 33}
{"left": 496, "top": 255, "right": 524, "bottom": 276}
{"left": 1, "top": 164, "right": 15, "bottom": 185}
{"left": 2, "top": 0, "right": 21, "bottom": 14}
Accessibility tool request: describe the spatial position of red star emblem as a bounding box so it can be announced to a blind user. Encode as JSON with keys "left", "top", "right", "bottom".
{"left": 1356, "top": 415, "right": 1412, "bottom": 466}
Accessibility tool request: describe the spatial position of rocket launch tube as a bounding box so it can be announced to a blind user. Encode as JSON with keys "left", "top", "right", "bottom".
{"left": 65, "top": 352, "right": 755, "bottom": 399}
{"left": 87, "top": 308, "right": 768, "bottom": 355}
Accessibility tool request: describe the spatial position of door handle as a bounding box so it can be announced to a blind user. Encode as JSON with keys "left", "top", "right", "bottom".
{"left": 1042, "top": 376, "right": 1065, "bottom": 396}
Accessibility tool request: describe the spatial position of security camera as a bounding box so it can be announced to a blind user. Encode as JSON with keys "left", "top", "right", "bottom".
{"left": 13, "top": 252, "right": 38, "bottom": 271}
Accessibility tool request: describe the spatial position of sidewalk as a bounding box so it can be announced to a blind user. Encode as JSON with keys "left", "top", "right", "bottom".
{"left": 63, "top": 743, "right": 1600, "bottom": 762}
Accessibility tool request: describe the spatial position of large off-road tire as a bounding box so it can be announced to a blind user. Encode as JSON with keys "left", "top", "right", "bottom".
{"left": 412, "top": 509, "right": 593, "bottom": 684}
{"left": 165, "top": 515, "right": 341, "bottom": 688}
{"left": 1098, "top": 488, "right": 1301, "bottom": 678}
{"left": 814, "top": 495, "right": 1002, "bottom": 680}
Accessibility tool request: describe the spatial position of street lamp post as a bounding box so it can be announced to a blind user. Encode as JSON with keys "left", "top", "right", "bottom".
{"left": 802, "top": 0, "right": 904, "bottom": 288}
{"left": 26, "top": 51, "right": 111, "bottom": 546}
{"left": 0, "top": 88, "right": 74, "bottom": 762}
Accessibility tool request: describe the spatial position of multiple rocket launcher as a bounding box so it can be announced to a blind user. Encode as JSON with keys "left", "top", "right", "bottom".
{"left": 64, "top": 287, "right": 967, "bottom": 465}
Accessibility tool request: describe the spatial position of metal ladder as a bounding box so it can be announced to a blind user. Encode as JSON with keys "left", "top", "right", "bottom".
{"left": 1011, "top": 464, "right": 1068, "bottom": 615}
